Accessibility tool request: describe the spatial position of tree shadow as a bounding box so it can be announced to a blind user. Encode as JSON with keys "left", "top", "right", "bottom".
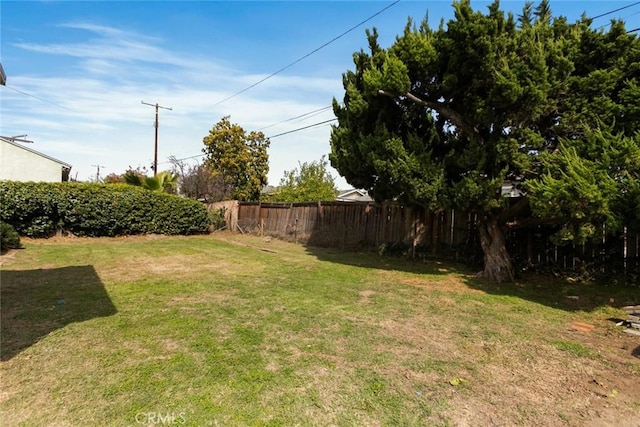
{"left": 304, "top": 244, "right": 474, "bottom": 277}
{"left": 1, "top": 265, "right": 117, "bottom": 361}
{"left": 304, "top": 244, "right": 639, "bottom": 313}
{"left": 462, "top": 272, "right": 639, "bottom": 313}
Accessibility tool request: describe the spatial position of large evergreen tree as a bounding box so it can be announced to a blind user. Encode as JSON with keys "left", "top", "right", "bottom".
{"left": 330, "top": 0, "right": 640, "bottom": 282}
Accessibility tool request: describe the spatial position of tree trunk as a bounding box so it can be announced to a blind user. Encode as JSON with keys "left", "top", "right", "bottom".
{"left": 477, "top": 215, "right": 515, "bottom": 283}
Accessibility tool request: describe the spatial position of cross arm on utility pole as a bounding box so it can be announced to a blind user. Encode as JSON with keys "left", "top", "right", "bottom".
{"left": 92, "top": 164, "right": 106, "bottom": 182}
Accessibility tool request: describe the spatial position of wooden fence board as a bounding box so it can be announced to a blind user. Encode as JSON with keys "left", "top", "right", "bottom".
{"left": 208, "top": 200, "right": 638, "bottom": 280}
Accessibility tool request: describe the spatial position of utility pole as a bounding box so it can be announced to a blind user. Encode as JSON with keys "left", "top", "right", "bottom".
{"left": 141, "top": 101, "right": 172, "bottom": 176}
{"left": 92, "top": 164, "right": 105, "bottom": 182}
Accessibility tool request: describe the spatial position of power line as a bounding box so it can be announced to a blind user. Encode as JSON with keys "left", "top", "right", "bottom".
{"left": 165, "top": 1, "right": 640, "bottom": 163}
{"left": 3, "top": 84, "right": 73, "bottom": 111}
{"left": 162, "top": 117, "right": 338, "bottom": 165}
{"left": 590, "top": 1, "right": 640, "bottom": 20}
{"left": 257, "top": 105, "right": 333, "bottom": 131}
{"left": 597, "top": 10, "right": 640, "bottom": 30}
{"left": 290, "top": 107, "right": 336, "bottom": 125}
{"left": 267, "top": 118, "right": 336, "bottom": 139}
{"left": 212, "top": 0, "right": 401, "bottom": 107}
{"left": 162, "top": 153, "right": 206, "bottom": 164}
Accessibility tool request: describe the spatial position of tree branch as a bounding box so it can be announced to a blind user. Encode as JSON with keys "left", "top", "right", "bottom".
{"left": 378, "top": 90, "right": 484, "bottom": 145}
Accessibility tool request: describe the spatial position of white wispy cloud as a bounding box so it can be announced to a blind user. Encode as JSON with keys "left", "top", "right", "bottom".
{"left": 17, "top": 23, "right": 182, "bottom": 67}
{"left": 2, "top": 21, "right": 346, "bottom": 186}
{"left": 60, "top": 23, "right": 159, "bottom": 41}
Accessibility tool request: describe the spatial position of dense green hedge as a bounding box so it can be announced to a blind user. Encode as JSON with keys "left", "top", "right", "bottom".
{"left": 0, "top": 181, "right": 210, "bottom": 237}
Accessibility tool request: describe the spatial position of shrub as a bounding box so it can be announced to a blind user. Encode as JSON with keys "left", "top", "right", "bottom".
{"left": 0, "top": 182, "right": 62, "bottom": 236}
{"left": 0, "top": 181, "right": 210, "bottom": 237}
{"left": 0, "top": 221, "right": 22, "bottom": 252}
{"left": 208, "top": 208, "right": 227, "bottom": 231}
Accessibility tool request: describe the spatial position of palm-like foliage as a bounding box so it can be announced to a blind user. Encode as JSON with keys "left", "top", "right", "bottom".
{"left": 124, "top": 171, "right": 178, "bottom": 193}
{"left": 123, "top": 172, "right": 143, "bottom": 187}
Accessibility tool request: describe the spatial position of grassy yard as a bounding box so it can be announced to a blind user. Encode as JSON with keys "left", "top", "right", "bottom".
{"left": 1, "top": 233, "right": 639, "bottom": 426}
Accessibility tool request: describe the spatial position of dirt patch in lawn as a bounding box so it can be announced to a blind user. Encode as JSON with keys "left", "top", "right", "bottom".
{"left": 399, "top": 275, "right": 483, "bottom": 293}
{"left": 101, "top": 255, "right": 258, "bottom": 284}
{"left": 358, "top": 289, "right": 376, "bottom": 304}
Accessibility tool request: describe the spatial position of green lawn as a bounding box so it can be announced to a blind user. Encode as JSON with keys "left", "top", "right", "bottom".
{"left": 1, "top": 234, "right": 639, "bottom": 426}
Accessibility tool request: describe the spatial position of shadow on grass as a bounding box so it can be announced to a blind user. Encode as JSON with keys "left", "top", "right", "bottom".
{"left": 463, "top": 272, "right": 640, "bottom": 313}
{"left": 304, "top": 244, "right": 474, "bottom": 277}
{"left": 1, "top": 265, "right": 117, "bottom": 361}
{"left": 304, "top": 244, "right": 639, "bottom": 313}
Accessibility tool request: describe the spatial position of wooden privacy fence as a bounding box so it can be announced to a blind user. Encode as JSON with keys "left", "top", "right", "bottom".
{"left": 207, "top": 200, "right": 639, "bottom": 279}
{"left": 210, "top": 201, "right": 469, "bottom": 250}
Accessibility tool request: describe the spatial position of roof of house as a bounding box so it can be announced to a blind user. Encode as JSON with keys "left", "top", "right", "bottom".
{"left": 501, "top": 181, "right": 525, "bottom": 198}
{"left": 0, "top": 136, "right": 72, "bottom": 169}
{"left": 337, "top": 188, "right": 373, "bottom": 202}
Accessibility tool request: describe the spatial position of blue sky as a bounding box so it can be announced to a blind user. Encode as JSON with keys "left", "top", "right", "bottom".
{"left": 2, "top": 1, "right": 639, "bottom": 188}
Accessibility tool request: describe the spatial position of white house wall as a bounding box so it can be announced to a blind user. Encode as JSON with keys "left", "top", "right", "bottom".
{"left": 0, "top": 141, "right": 65, "bottom": 182}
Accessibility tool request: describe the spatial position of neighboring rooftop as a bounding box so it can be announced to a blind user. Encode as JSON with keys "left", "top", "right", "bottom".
{"left": 336, "top": 189, "right": 373, "bottom": 202}
{"left": 0, "top": 136, "right": 72, "bottom": 182}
